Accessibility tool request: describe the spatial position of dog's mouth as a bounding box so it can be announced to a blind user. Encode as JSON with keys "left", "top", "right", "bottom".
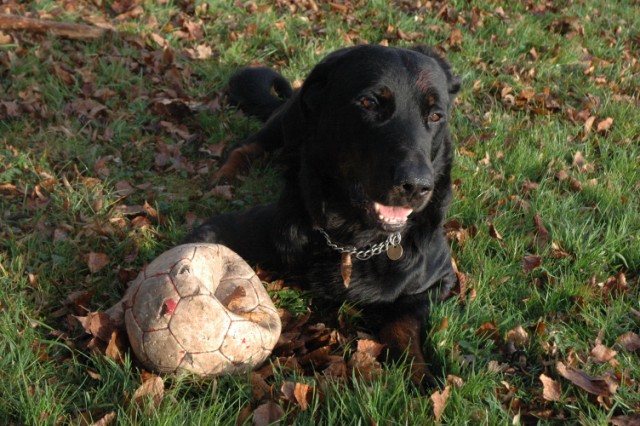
{"left": 373, "top": 202, "right": 413, "bottom": 230}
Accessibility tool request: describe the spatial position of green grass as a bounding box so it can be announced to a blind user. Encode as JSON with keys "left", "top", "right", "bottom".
{"left": 1, "top": 0, "right": 639, "bottom": 424}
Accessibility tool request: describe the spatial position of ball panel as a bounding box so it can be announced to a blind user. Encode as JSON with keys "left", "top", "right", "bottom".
{"left": 170, "top": 259, "right": 212, "bottom": 298}
{"left": 179, "top": 350, "right": 233, "bottom": 376}
{"left": 219, "top": 320, "right": 266, "bottom": 365}
{"left": 143, "top": 328, "right": 185, "bottom": 372}
{"left": 131, "top": 274, "right": 179, "bottom": 332}
{"left": 188, "top": 244, "right": 225, "bottom": 293}
{"left": 145, "top": 245, "right": 197, "bottom": 280}
{"left": 124, "top": 308, "right": 149, "bottom": 364}
{"left": 250, "top": 306, "right": 282, "bottom": 350}
{"left": 223, "top": 256, "right": 257, "bottom": 281}
{"left": 170, "top": 295, "right": 231, "bottom": 352}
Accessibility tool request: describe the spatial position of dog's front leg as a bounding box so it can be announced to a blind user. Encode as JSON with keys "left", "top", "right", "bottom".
{"left": 378, "top": 312, "right": 437, "bottom": 390}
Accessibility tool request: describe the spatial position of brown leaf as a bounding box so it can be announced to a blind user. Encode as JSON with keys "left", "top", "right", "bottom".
{"left": 132, "top": 375, "right": 164, "bottom": 409}
{"left": 91, "top": 410, "right": 116, "bottom": 426}
{"left": 617, "top": 332, "right": 640, "bottom": 352}
{"left": 590, "top": 343, "right": 617, "bottom": 364}
{"left": 293, "top": 382, "right": 312, "bottom": 411}
{"left": 65, "top": 289, "right": 94, "bottom": 315}
{"left": 583, "top": 115, "right": 596, "bottom": 139}
{"left": 596, "top": 117, "right": 613, "bottom": 133}
{"left": 430, "top": 385, "right": 450, "bottom": 423}
{"left": 209, "top": 185, "right": 233, "bottom": 200}
{"left": 75, "top": 312, "right": 114, "bottom": 342}
{"left": 476, "top": 321, "right": 499, "bottom": 342}
{"left": 105, "top": 330, "right": 127, "bottom": 363}
{"left": 323, "top": 355, "right": 347, "bottom": 379}
{"left": 87, "top": 252, "right": 110, "bottom": 273}
{"left": 551, "top": 242, "right": 572, "bottom": 259}
{"left": 250, "top": 372, "right": 271, "bottom": 401}
{"left": 347, "top": 351, "right": 381, "bottom": 382}
{"left": 114, "top": 180, "right": 136, "bottom": 197}
{"left": 0, "top": 183, "right": 21, "bottom": 196}
{"left": 506, "top": 324, "right": 529, "bottom": 347}
{"left": 185, "top": 44, "right": 213, "bottom": 60}
{"left": 609, "top": 414, "right": 640, "bottom": 426}
{"left": 572, "top": 151, "right": 594, "bottom": 173}
{"left": 281, "top": 381, "right": 313, "bottom": 411}
{"left": 252, "top": 401, "right": 284, "bottom": 426}
{"left": 280, "top": 381, "right": 296, "bottom": 402}
{"left": 533, "top": 215, "right": 551, "bottom": 249}
{"left": 540, "top": 374, "right": 561, "bottom": 401}
{"left": 357, "top": 338, "right": 385, "bottom": 358}
{"left": 341, "top": 252, "right": 352, "bottom": 287}
{"left": 488, "top": 223, "right": 503, "bottom": 241}
{"left": 236, "top": 404, "right": 253, "bottom": 426}
{"left": 446, "top": 374, "right": 464, "bottom": 388}
{"left": 556, "top": 362, "right": 617, "bottom": 397}
{"left": 522, "top": 255, "right": 542, "bottom": 272}
{"left": 448, "top": 27, "right": 463, "bottom": 46}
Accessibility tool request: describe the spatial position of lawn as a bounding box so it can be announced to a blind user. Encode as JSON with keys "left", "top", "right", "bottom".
{"left": 1, "top": 1, "right": 639, "bottom": 424}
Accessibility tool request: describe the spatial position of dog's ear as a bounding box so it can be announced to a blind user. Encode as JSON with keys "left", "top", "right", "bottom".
{"left": 298, "top": 47, "right": 355, "bottom": 115}
{"left": 410, "top": 45, "right": 461, "bottom": 99}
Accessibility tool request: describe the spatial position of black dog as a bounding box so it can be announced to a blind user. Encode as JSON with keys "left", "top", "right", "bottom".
{"left": 184, "top": 44, "right": 460, "bottom": 388}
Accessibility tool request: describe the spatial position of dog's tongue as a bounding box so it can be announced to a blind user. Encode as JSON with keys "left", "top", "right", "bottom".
{"left": 375, "top": 203, "right": 413, "bottom": 222}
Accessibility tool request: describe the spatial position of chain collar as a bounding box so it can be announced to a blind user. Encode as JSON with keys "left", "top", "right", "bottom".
{"left": 315, "top": 228, "right": 401, "bottom": 261}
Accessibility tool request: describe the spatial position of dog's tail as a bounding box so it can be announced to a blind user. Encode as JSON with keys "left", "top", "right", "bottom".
{"left": 227, "top": 67, "right": 293, "bottom": 122}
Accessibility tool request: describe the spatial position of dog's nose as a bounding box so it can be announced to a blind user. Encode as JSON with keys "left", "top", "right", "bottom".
{"left": 400, "top": 179, "right": 433, "bottom": 198}
{"left": 393, "top": 157, "right": 434, "bottom": 200}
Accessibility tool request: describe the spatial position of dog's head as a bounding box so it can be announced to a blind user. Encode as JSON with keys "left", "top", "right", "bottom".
{"left": 286, "top": 45, "right": 460, "bottom": 235}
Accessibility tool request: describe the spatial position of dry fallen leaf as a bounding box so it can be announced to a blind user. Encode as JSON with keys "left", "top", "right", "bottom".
{"left": 556, "top": 362, "right": 617, "bottom": 397}
{"left": 75, "top": 312, "right": 115, "bottom": 342}
{"left": 596, "top": 117, "right": 613, "bottom": 133}
{"left": 105, "top": 329, "right": 127, "bottom": 363}
{"left": 572, "top": 151, "right": 595, "bottom": 173}
{"left": 356, "top": 338, "right": 385, "bottom": 358}
{"left": 609, "top": 414, "right": 640, "bottom": 426}
{"left": 249, "top": 372, "right": 271, "bottom": 401}
{"left": 476, "top": 321, "right": 500, "bottom": 343}
{"left": 91, "top": 411, "right": 116, "bottom": 426}
{"left": 209, "top": 185, "right": 233, "bottom": 200}
{"left": 323, "top": 355, "right": 347, "bottom": 379}
{"left": 252, "top": 401, "right": 285, "bottom": 426}
{"left": 488, "top": 223, "right": 503, "bottom": 241}
{"left": 617, "top": 332, "right": 640, "bottom": 352}
{"left": 533, "top": 215, "right": 551, "bottom": 249}
{"left": 539, "top": 374, "right": 561, "bottom": 401}
{"left": 87, "top": 252, "right": 110, "bottom": 273}
{"left": 446, "top": 374, "right": 464, "bottom": 388}
{"left": 522, "top": 254, "right": 542, "bottom": 272}
{"left": 589, "top": 343, "right": 617, "bottom": 364}
{"left": 281, "top": 381, "right": 313, "bottom": 411}
{"left": 430, "top": 385, "right": 451, "bottom": 423}
{"left": 583, "top": 115, "right": 596, "bottom": 140}
{"left": 132, "top": 375, "right": 164, "bottom": 409}
{"left": 506, "top": 324, "right": 529, "bottom": 347}
{"left": 347, "top": 351, "right": 380, "bottom": 383}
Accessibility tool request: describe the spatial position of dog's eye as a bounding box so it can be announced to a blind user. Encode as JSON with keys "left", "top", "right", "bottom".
{"left": 428, "top": 113, "right": 443, "bottom": 123}
{"left": 357, "top": 96, "right": 378, "bottom": 110}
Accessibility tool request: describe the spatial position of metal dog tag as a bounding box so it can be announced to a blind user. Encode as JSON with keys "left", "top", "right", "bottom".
{"left": 386, "top": 244, "right": 403, "bottom": 261}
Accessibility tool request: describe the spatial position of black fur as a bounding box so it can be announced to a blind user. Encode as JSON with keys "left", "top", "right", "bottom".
{"left": 227, "top": 67, "right": 293, "bottom": 122}
{"left": 184, "top": 45, "right": 460, "bottom": 387}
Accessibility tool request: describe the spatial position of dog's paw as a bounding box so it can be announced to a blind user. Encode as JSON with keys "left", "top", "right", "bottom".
{"left": 410, "top": 362, "right": 439, "bottom": 392}
{"left": 213, "top": 142, "right": 265, "bottom": 183}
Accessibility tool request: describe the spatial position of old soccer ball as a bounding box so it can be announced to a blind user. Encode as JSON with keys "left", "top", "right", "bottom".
{"left": 122, "top": 243, "right": 281, "bottom": 376}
